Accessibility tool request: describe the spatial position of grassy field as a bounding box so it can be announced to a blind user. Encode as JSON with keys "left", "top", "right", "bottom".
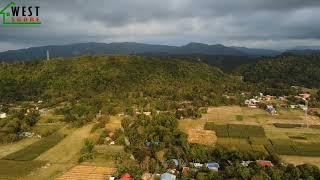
{"left": 0, "top": 160, "right": 46, "bottom": 179}
{"left": 3, "top": 132, "right": 66, "bottom": 161}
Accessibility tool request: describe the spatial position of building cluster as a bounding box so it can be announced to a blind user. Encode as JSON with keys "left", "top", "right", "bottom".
{"left": 109, "top": 159, "right": 274, "bottom": 180}
{"left": 244, "top": 92, "right": 313, "bottom": 114}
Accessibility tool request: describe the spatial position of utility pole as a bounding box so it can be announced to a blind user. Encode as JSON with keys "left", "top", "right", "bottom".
{"left": 46, "top": 49, "right": 50, "bottom": 61}
{"left": 303, "top": 98, "right": 309, "bottom": 128}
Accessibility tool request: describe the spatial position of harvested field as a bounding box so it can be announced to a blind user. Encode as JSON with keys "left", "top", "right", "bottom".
{"left": 0, "top": 160, "right": 46, "bottom": 179}
{"left": 187, "top": 129, "right": 217, "bottom": 146}
{"left": 280, "top": 155, "right": 320, "bottom": 168}
{"left": 56, "top": 165, "right": 116, "bottom": 180}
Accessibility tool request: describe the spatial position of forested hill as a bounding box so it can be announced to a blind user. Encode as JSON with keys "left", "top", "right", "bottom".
{"left": 0, "top": 55, "right": 243, "bottom": 107}
{"left": 236, "top": 54, "right": 320, "bottom": 88}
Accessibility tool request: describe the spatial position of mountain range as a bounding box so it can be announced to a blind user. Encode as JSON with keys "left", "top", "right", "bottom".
{"left": 0, "top": 42, "right": 282, "bottom": 61}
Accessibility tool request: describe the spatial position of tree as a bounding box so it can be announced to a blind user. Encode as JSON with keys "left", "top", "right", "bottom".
{"left": 284, "top": 164, "right": 301, "bottom": 180}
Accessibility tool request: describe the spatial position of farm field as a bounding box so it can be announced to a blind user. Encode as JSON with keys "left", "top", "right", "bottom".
{"left": 56, "top": 165, "right": 116, "bottom": 180}
{"left": 0, "top": 160, "right": 46, "bottom": 180}
{"left": 179, "top": 106, "right": 320, "bottom": 166}
{"left": 25, "top": 124, "right": 94, "bottom": 180}
{"left": 3, "top": 132, "right": 66, "bottom": 161}
{"left": 105, "top": 116, "right": 122, "bottom": 131}
{"left": 0, "top": 137, "right": 39, "bottom": 159}
{"left": 280, "top": 155, "right": 320, "bottom": 168}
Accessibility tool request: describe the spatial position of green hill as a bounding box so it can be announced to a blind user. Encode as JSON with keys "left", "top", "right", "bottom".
{"left": 236, "top": 54, "right": 320, "bottom": 91}
{"left": 0, "top": 55, "right": 242, "bottom": 109}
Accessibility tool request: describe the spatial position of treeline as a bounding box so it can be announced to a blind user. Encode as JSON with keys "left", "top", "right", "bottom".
{"left": 235, "top": 54, "right": 320, "bottom": 94}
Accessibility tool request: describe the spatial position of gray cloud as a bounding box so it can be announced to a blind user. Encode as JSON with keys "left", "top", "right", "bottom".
{"left": 0, "top": 0, "right": 320, "bottom": 51}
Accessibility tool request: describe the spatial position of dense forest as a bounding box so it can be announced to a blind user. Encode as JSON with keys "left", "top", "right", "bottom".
{"left": 236, "top": 54, "right": 320, "bottom": 89}
{"left": 0, "top": 55, "right": 246, "bottom": 110}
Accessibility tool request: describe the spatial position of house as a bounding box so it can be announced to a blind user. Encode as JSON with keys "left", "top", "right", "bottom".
{"left": 206, "top": 163, "right": 219, "bottom": 171}
{"left": 142, "top": 173, "right": 152, "bottom": 180}
{"left": 120, "top": 173, "right": 134, "bottom": 180}
{"left": 299, "top": 104, "right": 307, "bottom": 111}
{"left": 190, "top": 162, "right": 204, "bottom": 168}
{"left": 143, "top": 112, "right": 151, "bottom": 116}
{"left": 171, "top": 159, "right": 179, "bottom": 167}
{"left": 256, "top": 160, "right": 274, "bottom": 167}
{"left": 266, "top": 105, "right": 277, "bottom": 115}
{"left": 182, "top": 167, "right": 190, "bottom": 175}
{"left": 245, "top": 99, "right": 260, "bottom": 108}
{"left": 160, "top": 172, "right": 176, "bottom": 180}
{"left": 145, "top": 141, "right": 161, "bottom": 147}
{"left": 241, "top": 161, "right": 253, "bottom": 167}
{"left": 0, "top": 112, "right": 7, "bottom": 119}
{"left": 117, "top": 113, "right": 125, "bottom": 116}
{"left": 264, "top": 95, "right": 276, "bottom": 101}
{"left": 299, "top": 93, "right": 311, "bottom": 99}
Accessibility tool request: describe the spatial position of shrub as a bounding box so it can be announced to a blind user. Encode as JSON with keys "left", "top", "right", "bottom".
{"left": 79, "top": 139, "right": 95, "bottom": 163}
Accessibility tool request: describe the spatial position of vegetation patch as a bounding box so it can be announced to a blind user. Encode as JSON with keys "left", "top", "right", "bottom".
{"left": 0, "top": 160, "right": 46, "bottom": 179}
{"left": 289, "top": 136, "right": 307, "bottom": 140}
{"left": 3, "top": 132, "right": 65, "bottom": 161}
{"left": 273, "top": 123, "right": 302, "bottom": 128}
{"left": 235, "top": 115, "right": 244, "bottom": 121}
{"left": 310, "top": 125, "right": 320, "bottom": 129}
{"left": 32, "top": 124, "right": 63, "bottom": 137}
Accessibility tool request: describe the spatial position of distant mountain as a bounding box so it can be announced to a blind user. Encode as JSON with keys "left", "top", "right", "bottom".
{"left": 285, "top": 49, "right": 320, "bottom": 55}
{"left": 292, "top": 46, "right": 320, "bottom": 50}
{"left": 231, "top": 46, "right": 281, "bottom": 56}
{"left": 0, "top": 42, "right": 282, "bottom": 62}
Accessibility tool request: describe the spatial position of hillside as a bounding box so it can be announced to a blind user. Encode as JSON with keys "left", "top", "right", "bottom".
{"left": 0, "top": 42, "right": 280, "bottom": 62}
{"left": 236, "top": 54, "right": 320, "bottom": 89}
{"left": 0, "top": 55, "right": 242, "bottom": 107}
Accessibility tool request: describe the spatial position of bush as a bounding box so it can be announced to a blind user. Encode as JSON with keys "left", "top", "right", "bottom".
{"left": 79, "top": 139, "right": 95, "bottom": 163}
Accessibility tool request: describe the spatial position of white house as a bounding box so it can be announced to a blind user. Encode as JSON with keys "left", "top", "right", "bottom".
{"left": 0, "top": 112, "right": 7, "bottom": 119}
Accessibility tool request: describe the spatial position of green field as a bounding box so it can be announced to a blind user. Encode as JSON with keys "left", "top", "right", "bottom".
{"left": 270, "top": 139, "right": 320, "bottom": 156}
{"left": 0, "top": 160, "right": 46, "bottom": 179}
{"left": 217, "top": 137, "right": 268, "bottom": 153}
{"left": 204, "top": 123, "right": 265, "bottom": 138}
{"left": 3, "top": 132, "right": 65, "bottom": 161}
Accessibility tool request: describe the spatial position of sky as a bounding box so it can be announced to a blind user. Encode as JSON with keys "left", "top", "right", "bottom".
{"left": 0, "top": 0, "right": 320, "bottom": 52}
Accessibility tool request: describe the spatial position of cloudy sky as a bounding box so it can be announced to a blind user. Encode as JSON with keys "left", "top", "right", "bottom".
{"left": 0, "top": 0, "right": 320, "bottom": 52}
